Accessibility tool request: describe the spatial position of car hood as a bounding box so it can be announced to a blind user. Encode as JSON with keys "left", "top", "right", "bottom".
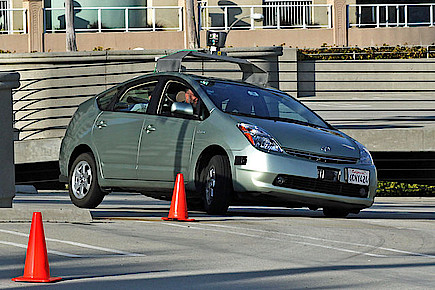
{"left": 230, "top": 115, "right": 360, "bottom": 159}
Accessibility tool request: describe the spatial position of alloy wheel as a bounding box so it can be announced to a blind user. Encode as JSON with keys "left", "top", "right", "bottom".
{"left": 71, "top": 160, "right": 92, "bottom": 199}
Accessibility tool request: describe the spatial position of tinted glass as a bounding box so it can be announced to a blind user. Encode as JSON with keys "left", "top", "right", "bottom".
{"left": 199, "top": 81, "right": 328, "bottom": 128}
{"left": 96, "top": 88, "right": 117, "bottom": 111}
{"left": 114, "top": 81, "right": 157, "bottom": 113}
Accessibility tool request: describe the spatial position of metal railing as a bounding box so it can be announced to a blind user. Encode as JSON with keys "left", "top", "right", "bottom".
{"left": 199, "top": 3, "right": 331, "bottom": 30}
{"left": 43, "top": 6, "right": 183, "bottom": 33}
{"left": 0, "top": 8, "right": 27, "bottom": 34}
{"left": 263, "top": 0, "right": 312, "bottom": 27}
{"left": 349, "top": 3, "right": 435, "bottom": 28}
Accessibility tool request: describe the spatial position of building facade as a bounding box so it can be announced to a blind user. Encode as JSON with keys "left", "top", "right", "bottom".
{"left": 1, "top": 0, "right": 435, "bottom": 52}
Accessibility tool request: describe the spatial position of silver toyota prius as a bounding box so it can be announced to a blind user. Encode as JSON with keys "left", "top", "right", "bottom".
{"left": 59, "top": 70, "right": 377, "bottom": 217}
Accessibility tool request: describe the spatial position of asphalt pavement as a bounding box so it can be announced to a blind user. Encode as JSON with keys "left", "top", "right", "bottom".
{"left": 0, "top": 191, "right": 434, "bottom": 289}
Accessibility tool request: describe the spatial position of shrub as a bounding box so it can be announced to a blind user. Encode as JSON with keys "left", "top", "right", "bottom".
{"left": 377, "top": 181, "right": 435, "bottom": 197}
{"left": 298, "top": 45, "right": 435, "bottom": 60}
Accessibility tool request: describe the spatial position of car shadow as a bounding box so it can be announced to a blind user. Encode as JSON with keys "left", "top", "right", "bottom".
{"left": 90, "top": 203, "right": 435, "bottom": 221}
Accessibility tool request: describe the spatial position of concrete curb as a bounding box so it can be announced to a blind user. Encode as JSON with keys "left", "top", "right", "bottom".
{"left": 15, "top": 185, "right": 38, "bottom": 194}
{"left": 0, "top": 208, "right": 92, "bottom": 223}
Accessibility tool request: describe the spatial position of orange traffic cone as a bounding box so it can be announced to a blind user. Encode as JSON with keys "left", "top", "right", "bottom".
{"left": 162, "top": 173, "right": 195, "bottom": 222}
{"left": 12, "top": 212, "right": 62, "bottom": 283}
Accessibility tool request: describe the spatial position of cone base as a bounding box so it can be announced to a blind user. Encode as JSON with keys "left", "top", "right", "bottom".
{"left": 12, "top": 276, "right": 62, "bottom": 283}
{"left": 162, "top": 217, "right": 195, "bottom": 222}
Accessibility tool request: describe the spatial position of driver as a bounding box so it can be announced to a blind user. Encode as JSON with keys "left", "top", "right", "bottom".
{"left": 184, "top": 89, "right": 198, "bottom": 107}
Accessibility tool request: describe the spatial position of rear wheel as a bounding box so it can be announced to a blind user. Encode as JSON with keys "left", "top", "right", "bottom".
{"left": 323, "top": 207, "right": 350, "bottom": 218}
{"left": 69, "top": 152, "right": 105, "bottom": 209}
{"left": 200, "top": 155, "right": 232, "bottom": 215}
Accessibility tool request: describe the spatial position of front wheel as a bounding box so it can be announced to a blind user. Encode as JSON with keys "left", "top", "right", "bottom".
{"left": 200, "top": 155, "right": 232, "bottom": 215}
{"left": 69, "top": 152, "right": 105, "bottom": 209}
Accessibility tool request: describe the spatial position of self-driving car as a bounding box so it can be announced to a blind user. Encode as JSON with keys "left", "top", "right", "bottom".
{"left": 59, "top": 51, "right": 377, "bottom": 217}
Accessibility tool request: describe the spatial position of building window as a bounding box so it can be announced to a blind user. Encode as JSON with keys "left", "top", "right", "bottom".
{"left": 263, "top": 0, "right": 312, "bottom": 27}
{"left": 0, "top": 0, "right": 9, "bottom": 33}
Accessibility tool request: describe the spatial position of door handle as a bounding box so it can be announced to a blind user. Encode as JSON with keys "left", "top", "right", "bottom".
{"left": 145, "top": 124, "right": 156, "bottom": 134}
{"left": 96, "top": 120, "right": 107, "bottom": 129}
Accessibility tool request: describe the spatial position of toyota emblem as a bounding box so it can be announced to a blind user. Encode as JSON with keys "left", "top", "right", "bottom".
{"left": 321, "top": 146, "right": 331, "bottom": 152}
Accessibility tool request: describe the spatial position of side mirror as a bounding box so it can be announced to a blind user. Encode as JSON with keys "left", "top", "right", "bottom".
{"left": 171, "top": 102, "right": 194, "bottom": 116}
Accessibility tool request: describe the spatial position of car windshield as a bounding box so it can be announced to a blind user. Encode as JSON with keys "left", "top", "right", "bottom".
{"left": 198, "top": 80, "right": 329, "bottom": 128}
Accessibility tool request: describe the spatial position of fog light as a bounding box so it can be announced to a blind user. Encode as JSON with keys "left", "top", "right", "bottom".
{"left": 275, "top": 176, "right": 285, "bottom": 186}
{"left": 359, "top": 188, "right": 367, "bottom": 197}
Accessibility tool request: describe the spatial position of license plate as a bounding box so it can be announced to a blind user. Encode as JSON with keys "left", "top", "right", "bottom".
{"left": 347, "top": 168, "right": 370, "bottom": 186}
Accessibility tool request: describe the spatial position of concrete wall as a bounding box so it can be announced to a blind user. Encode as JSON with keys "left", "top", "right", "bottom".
{"left": 0, "top": 35, "right": 28, "bottom": 53}
{"left": 294, "top": 51, "right": 435, "bottom": 152}
{"left": 348, "top": 27, "right": 435, "bottom": 47}
{"left": 3, "top": 47, "right": 435, "bottom": 165}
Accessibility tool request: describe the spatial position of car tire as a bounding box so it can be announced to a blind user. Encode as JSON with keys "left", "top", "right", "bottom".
{"left": 323, "top": 207, "right": 350, "bottom": 218}
{"left": 68, "top": 152, "right": 105, "bottom": 209}
{"left": 200, "top": 155, "right": 232, "bottom": 215}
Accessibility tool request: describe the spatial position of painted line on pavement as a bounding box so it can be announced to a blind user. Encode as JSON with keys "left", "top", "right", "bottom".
{"left": 204, "top": 223, "right": 435, "bottom": 259}
{"left": 137, "top": 221, "right": 386, "bottom": 258}
{"left": 0, "top": 240, "right": 82, "bottom": 258}
{"left": 0, "top": 229, "right": 144, "bottom": 257}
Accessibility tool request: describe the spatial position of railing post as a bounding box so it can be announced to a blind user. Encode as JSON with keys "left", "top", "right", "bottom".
{"left": 396, "top": 5, "right": 399, "bottom": 26}
{"left": 152, "top": 7, "right": 156, "bottom": 31}
{"left": 302, "top": 4, "right": 306, "bottom": 28}
{"left": 179, "top": 7, "right": 183, "bottom": 31}
{"left": 224, "top": 6, "right": 228, "bottom": 30}
{"left": 250, "top": 6, "right": 254, "bottom": 29}
{"left": 125, "top": 8, "right": 129, "bottom": 32}
{"left": 7, "top": 7, "right": 12, "bottom": 33}
{"left": 430, "top": 5, "right": 434, "bottom": 27}
{"left": 376, "top": 5, "right": 380, "bottom": 28}
{"left": 0, "top": 73, "right": 20, "bottom": 208}
{"left": 24, "top": 9, "right": 28, "bottom": 34}
{"left": 98, "top": 8, "right": 103, "bottom": 32}
{"left": 358, "top": 5, "right": 361, "bottom": 28}
{"left": 277, "top": 5, "right": 281, "bottom": 29}
{"left": 386, "top": 5, "right": 389, "bottom": 27}
{"left": 404, "top": 5, "right": 408, "bottom": 27}
{"left": 328, "top": 5, "right": 332, "bottom": 29}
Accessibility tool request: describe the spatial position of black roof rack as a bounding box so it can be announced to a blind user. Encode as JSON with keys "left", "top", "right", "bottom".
{"left": 155, "top": 50, "right": 268, "bottom": 87}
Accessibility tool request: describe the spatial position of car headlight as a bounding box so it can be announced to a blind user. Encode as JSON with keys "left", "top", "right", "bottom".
{"left": 237, "top": 123, "right": 283, "bottom": 153}
{"left": 358, "top": 144, "right": 374, "bottom": 165}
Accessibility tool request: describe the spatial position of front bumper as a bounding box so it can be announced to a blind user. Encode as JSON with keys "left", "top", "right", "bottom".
{"left": 231, "top": 147, "right": 377, "bottom": 209}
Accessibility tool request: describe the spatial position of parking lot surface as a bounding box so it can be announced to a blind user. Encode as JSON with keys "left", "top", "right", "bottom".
{"left": 1, "top": 191, "right": 434, "bottom": 289}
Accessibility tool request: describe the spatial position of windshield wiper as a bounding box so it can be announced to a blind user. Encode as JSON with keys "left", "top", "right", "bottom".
{"left": 227, "top": 112, "right": 327, "bottom": 129}
{"left": 262, "top": 116, "right": 323, "bottom": 128}
{"left": 227, "top": 111, "right": 263, "bottom": 119}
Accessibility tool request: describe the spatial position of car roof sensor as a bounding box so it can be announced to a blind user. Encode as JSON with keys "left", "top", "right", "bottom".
{"left": 155, "top": 50, "right": 268, "bottom": 87}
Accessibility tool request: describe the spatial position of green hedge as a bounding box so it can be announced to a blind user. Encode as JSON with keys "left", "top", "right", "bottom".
{"left": 298, "top": 45, "right": 435, "bottom": 60}
{"left": 377, "top": 181, "right": 435, "bottom": 197}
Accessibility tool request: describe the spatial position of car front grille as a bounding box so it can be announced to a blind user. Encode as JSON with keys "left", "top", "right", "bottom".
{"left": 283, "top": 148, "right": 358, "bottom": 164}
{"left": 273, "top": 174, "right": 369, "bottom": 198}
